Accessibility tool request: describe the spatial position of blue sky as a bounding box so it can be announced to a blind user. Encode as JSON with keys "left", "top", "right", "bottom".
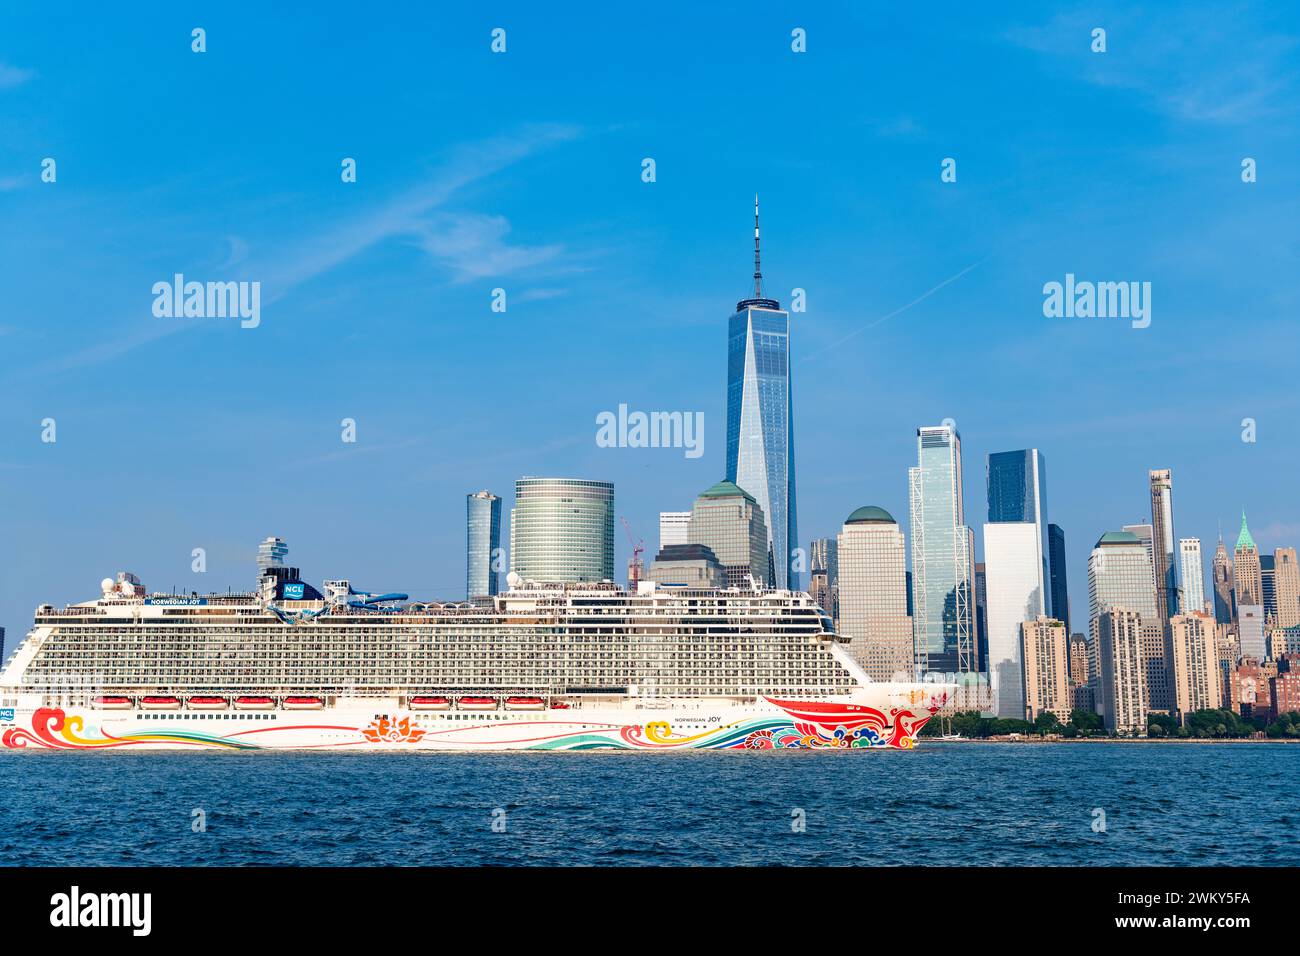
{"left": 2, "top": 2, "right": 1299, "bottom": 647}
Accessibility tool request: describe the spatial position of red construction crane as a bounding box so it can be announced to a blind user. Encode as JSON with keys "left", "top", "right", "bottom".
{"left": 621, "top": 516, "right": 645, "bottom": 587}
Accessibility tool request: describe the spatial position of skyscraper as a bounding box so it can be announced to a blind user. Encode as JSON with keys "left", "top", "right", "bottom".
{"left": 910, "top": 424, "right": 975, "bottom": 675}
{"left": 1096, "top": 609, "right": 1152, "bottom": 734}
{"left": 725, "top": 198, "right": 797, "bottom": 590}
{"left": 658, "top": 512, "right": 691, "bottom": 550}
{"left": 1123, "top": 523, "right": 1157, "bottom": 593}
{"left": 466, "top": 490, "right": 502, "bottom": 600}
{"left": 1047, "top": 523, "right": 1070, "bottom": 632}
{"left": 986, "top": 449, "right": 1051, "bottom": 617}
{"left": 1233, "top": 512, "right": 1262, "bottom": 608}
{"left": 1021, "top": 616, "right": 1071, "bottom": 723}
{"left": 808, "top": 537, "right": 839, "bottom": 621}
{"left": 687, "top": 480, "right": 770, "bottom": 589}
{"left": 510, "top": 478, "right": 615, "bottom": 584}
{"left": 836, "top": 506, "right": 912, "bottom": 680}
{"left": 1274, "top": 548, "right": 1300, "bottom": 629}
{"left": 1261, "top": 554, "right": 1277, "bottom": 622}
{"left": 257, "top": 536, "right": 288, "bottom": 573}
{"left": 1238, "top": 604, "right": 1267, "bottom": 660}
{"left": 1178, "top": 537, "right": 1206, "bottom": 615}
{"left": 984, "top": 522, "right": 1046, "bottom": 718}
{"left": 1212, "top": 535, "right": 1235, "bottom": 625}
{"left": 1149, "top": 469, "right": 1178, "bottom": 621}
{"left": 1087, "top": 531, "right": 1163, "bottom": 710}
{"left": 1169, "top": 612, "right": 1222, "bottom": 720}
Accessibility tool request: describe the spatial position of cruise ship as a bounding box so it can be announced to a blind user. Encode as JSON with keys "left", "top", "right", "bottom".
{"left": 0, "top": 567, "right": 954, "bottom": 752}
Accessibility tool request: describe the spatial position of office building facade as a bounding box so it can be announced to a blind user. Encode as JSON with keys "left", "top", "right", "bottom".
{"left": 510, "top": 478, "right": 615, "bottom": 584}
{"left": 466, "top": 490, "right": 502, "bottom": 600}
{"left": 725, "top": 199, "right": 797, "bottom": 589}
{"left": 837, "top": 506, "right": 912, "bottom": 680}
{"left": 910, "top": 424, "right": 975, "bottom": 675}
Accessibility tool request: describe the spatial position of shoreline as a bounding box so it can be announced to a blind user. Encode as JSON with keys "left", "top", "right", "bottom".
{"left": 925, "top": 736, "right": 1299, "bottom": 744}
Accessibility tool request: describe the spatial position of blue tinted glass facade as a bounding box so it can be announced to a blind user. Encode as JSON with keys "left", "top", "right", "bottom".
{"left": 986, "top": 448, "right": 1053, "bottom": 620}
{"left": 726, "top": 305, "right": 797, "bottom": 589}
{"left": 910, "top": 426, "right": 974, "bottom": 673}
{"left": 466, "top": 491, "right": 501, "bottom": 599}
{"left": 1048, "top": 523, "right": 1069, "bottom": 632}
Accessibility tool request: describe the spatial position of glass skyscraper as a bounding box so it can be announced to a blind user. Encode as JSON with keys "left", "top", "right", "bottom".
{"left": 510, "top": 478, "right": 614, "bottom": 584}
{"left": 725, "top": 198, "right": 797, "bottom": 590}
{"left": 466, "top": 490, "right": 502, "bottom": 600}
{"left": 1178, "top": 537, "right": 1206, "bottom": 615}
{"left": 986, "top": 448, "right": 1052, "bottom": 620}
{"left": 910, "top": 424, "right": 975, "bottom": 674}
{"left": 257, "top": 536, "right": 288, "bottom": 573}
{"left": 1048, "top": 523, "right": 1070, "bottom": 632}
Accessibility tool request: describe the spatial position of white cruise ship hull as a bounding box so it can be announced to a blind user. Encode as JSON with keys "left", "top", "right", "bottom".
{"left": 0, "top": 686, "right": 951, "bottom": 752}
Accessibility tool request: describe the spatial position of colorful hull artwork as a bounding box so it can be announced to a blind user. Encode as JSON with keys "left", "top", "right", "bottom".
{"left": 0, "top": 695, "right": 948, "bottom": 752}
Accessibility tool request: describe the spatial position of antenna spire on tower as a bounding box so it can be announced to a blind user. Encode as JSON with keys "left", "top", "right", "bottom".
{"left": 753, "top": 194, "right": 762, "bottom": 298}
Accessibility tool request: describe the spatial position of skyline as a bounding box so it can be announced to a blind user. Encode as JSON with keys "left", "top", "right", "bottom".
{"left": 3, "top": 4, "right": 1300, "bottom": 647}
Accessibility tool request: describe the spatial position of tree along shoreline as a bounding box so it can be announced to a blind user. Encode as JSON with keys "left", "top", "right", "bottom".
{"left": 919, "top": 708, "right": 1300, "bottom": 740}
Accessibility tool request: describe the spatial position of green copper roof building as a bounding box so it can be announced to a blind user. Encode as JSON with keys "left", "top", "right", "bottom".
{"left": 846, "top": 505, "right": 896, "bottom": 524}
{"left": 1236, "top": 511, "right": 1256, "bottom": 553}
{"left": 687, "top": 480, "right": 771, "bottom": 588}
{"left": 698, "top": 479, "right": 755, "bottom": 503}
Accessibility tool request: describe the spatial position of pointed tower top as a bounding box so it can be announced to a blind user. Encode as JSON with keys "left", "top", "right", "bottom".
{"left": 1236, "top": 511, "right": 1256, "bottom": 552}
{"left": 737, "top": 196, "right": 780, "bottom": 312}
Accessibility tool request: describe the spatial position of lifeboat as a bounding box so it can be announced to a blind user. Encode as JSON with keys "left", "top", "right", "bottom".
{"left": 549, "top": 700, "right": 571, "bottom": 710}
{"left": 93, "top": 695, "right": 133, "bottom": 710}
{"left": 409, "top": 696, "right": 451, "bottom": 711}
{"left": 282, "top": 696, "right": 324, "bottom": 711}
{"left": 140, "top": 696, "right": 181, "bottom": 710}
{"left": 504, "top": 696, "right": 545, "bottom": 711}
{"left": 456, "top": 696, "right": 498, "bottom": 711}
{"left": 186, "top": 696, "right": 228, "bottom": 710}
{"left": 233, "top": 696, "right": 276, "bottom": 711}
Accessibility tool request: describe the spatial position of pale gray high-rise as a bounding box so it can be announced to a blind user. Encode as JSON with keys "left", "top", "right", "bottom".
{"left": 1087, "top": 531, "right": 1165, "bottom": 711}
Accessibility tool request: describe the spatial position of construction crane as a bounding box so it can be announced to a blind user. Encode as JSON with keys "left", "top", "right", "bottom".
{"left": 621, "top": 516, "right": 645, "bottom": 587}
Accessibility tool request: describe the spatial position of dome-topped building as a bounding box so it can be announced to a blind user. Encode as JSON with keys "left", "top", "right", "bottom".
{"left": 845, "top": 505, "right": 896, "bottom": 525}
{"left": 837, "top": 504, "right": 911, "bottom": 681}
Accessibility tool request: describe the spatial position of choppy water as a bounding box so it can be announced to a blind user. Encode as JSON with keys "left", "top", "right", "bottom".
{"left": 1, "top": 743, "right": 1295, "bottom": 866}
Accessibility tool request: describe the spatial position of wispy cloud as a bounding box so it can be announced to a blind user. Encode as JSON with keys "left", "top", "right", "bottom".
{"left": 256, "top": 123, "right": 578, "bottom": 298}
{"left": 800, "top": 257, "right": 989, "bottom": 364}
{"left": 25, "top": 123, "right": 580, "bottom": 377}
{"left": 0, "top": 62, "right": 34, "bottom": 89}
{"left": 409, "top": 212, "right": 562, "bottom": 281}
{"left": 1005, "top": 5, "right": 1300, "bottom": 123}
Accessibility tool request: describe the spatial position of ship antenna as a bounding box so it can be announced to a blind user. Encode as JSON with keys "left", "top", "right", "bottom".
{"left": 753, "top": 194, "right": 762, "bottom": 298}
